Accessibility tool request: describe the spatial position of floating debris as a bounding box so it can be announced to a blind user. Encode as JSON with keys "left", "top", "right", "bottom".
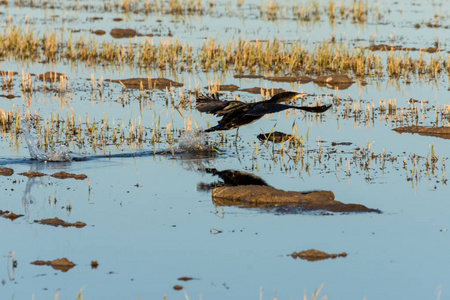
{"left": 34, "top": 217, "right": 86, "bottom": 228}
{"left": 173, "top": 285, "right": 183, "bottom": 291}
{"left": 110, "top": 28, "right": 140, "bottom": 38}
{"left": 291, "top": 249, "right": 347, "bottom": 261}
{"left": 31, "top": 258, "right": 75, "bottom": 272}
{"left": 51, "top": 171, "right": 87, "bottom": 180}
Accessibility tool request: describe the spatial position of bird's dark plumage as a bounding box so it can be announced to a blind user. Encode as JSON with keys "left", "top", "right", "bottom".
{"left": 196, "top": 91, "right": 331, "bottom": 132}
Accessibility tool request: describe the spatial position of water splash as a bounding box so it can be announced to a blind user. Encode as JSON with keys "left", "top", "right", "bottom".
{"left": 177, "top": 129, "right": 214, "bottom": 152}
{"left": 21, "top": 128, "right": 72, "bottom": 162}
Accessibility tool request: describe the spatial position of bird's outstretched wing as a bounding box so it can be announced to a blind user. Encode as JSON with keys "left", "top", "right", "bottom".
{"left": 196, "top": 94, "right": 247, "bottom": 116}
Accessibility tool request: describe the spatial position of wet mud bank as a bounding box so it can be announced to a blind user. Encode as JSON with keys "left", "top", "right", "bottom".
{"left": 212, "top": 185, "right": 380, "bottom": 213}
{"left": 31, "top": 258, "right": 75, "bottom": 272}
{"left": 393, "top": 126, "right": 450, "bottom": 139}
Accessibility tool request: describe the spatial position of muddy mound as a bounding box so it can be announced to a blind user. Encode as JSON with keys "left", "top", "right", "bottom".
{"left": 111, "top": 78, "right": 183, "bottom": 90}
{"left": 265, "top": 76, "right": 313, "bottom": 83}
{"left": 0, "top": 167, "right": 14, "bottom": 176}
{"left": 51, "top": 171, "right": 87, "bottom": 180}
{"left": 212, "top": 185, "right": 380, "bottom": 213}
{"left": 110, "top": 28, "right": 140, "bottom": 38}
{"left": 234, "top": 74, "right": 264, "bottom": 79}
{"left": 31, "top": 258, "right": 75, "bottom": 272}
{"left": 291, "top": 249, "right": 347, "bottom": 261}
{"left": 1, "top": 210, "right": 24, "bottom": 221}
{"left": 366, "top": 44, "right": 439, "bottom": 53}
{"left": 204, "top": 84, "right": 239, "bottom": 92}
{"left": 314, "top": 75, "right": 354, "bottom": 89}
{"left": 257, "top": 131, "right": 295, "bottom": 143}
{"left": 393, "top": 126, "right": 450, "bottom": 139}
{"left": 34, "top": 217, "right": 86, "bottom": 228}
{"left": 19, "top": 171, "right": 46, "bottom": 178}
{"left": 37, "top": 71, "right": 67, "bottom": 82}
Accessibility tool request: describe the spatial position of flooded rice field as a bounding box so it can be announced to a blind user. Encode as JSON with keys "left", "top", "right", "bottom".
{"left": 1, "top": 0, "right": 450, "bottom": 299}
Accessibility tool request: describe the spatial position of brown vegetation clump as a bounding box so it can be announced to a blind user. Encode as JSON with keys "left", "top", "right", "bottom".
{"left": 19, "top": 171, "right": 46, "bottom": 178}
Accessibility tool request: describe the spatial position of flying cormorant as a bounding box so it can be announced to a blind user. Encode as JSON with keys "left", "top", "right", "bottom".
{"left": 196, "top": 91, "right": 331, "bottom": 132}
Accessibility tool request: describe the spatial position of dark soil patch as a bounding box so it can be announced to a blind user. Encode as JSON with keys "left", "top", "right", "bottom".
{"left": 0, "top": 167, "right": 14, "bottom": 176}
{"left": 204, "top": 84, "right": 239, "bottom": 92}
{"left": 110, "top": 28, "right": 142, "bottom": 38}
{"left": 111, "top": 78, "right": 183, "bottom": 90}
{"left": 34, "top": 217, "right": 86, "bottom": 228}
{"left": 291, "top": 249, "right": 347, "bottom": 261}
{"left": 257, "top": 131, "right": 295, "bottom": 143}
{"left": 113, "top": 18, "right": 123, "bottom": 21}
{"left": 91, "top": 29, "right": 106, "bottom": 35}
{"left": 393, "top": 126, "right": 450, "bottom": 139}
{"left": 239, "top": 87, "right": 285, "bottom": 94}
{"left": 31, "top": 258, "right": 75, "bottom": 272}
{"left": 314, "top": 75, "right": 354, "bottom": 89}
{"left": 233, "top": 74, "right": 264, "bottom": 79}
{"left": 51, "top": 171, "right": 87, "bottom": 180}
{"left": 173, "top": 285, "right": 183, "bottom": 290}
{"left": 0, "top": 210, "right": 24, "bottom": 221}
{"left": 264, "top": 76, "right": 313, "bottom": 83}
{"left": 37, "top": 72, "right": 67, "bottom": 82}
{"left": 19, "top": 171, "right": 46, "bottom": 178}
{"left": 212, "top": 185, "right": 380, "bottom": 213}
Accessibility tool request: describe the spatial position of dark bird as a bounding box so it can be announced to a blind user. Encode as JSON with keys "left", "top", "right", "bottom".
{"left": 196, "top": 91, "right": 331, "bottom": 132}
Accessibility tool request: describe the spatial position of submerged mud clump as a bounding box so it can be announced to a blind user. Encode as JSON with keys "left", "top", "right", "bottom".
{"left": 366, "top": 44, "right": 439, "bottom": 53}
{"left": 19, "top": 171, "right": 46, "bottom": 178}
{"left": 314, "top": 75, "right": 354, "bottom": 89}
{"left": 204, "top": 84, "right": 239, "bottom": 92}
{"left": 393, "top": 126, "right": 450, "bottom": 139}
{"left": 37, "top": 71, "right": 67, "bottom": 82}
{"left": 34, "top": 217, "right": 86, "bottom": 228}
{"left": 110, "top": 28, "right": 140, "bottom": 38}
{"left": 51, "top": 171, "right": 87, "bottom": 180}
{"left": 31, "top": 258, "right": 75, "bottom": 272}
{"left": 239, "top": 87, "right": 285, "bottom": 94}
{"left": 264, "top": 75, "right": 313, "bottom": 83}
{"left": 111, "top": 78, "right": 183, "bottom": 89}
{"left": 0, "top": 167, "right": 14, "bottom": 176}
{"left": 0, "top": 210, "right": 24, "bottom": 221}
{"left": 212, "top": 185, "right": 380, "bottom": 213}
{"left": 291, "top": 249, "right": 347, "bottom": 261}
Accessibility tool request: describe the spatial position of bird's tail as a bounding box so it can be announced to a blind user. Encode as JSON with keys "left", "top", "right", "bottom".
{"left": 295, "top": 104, "right": 332, "bottom": 113}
